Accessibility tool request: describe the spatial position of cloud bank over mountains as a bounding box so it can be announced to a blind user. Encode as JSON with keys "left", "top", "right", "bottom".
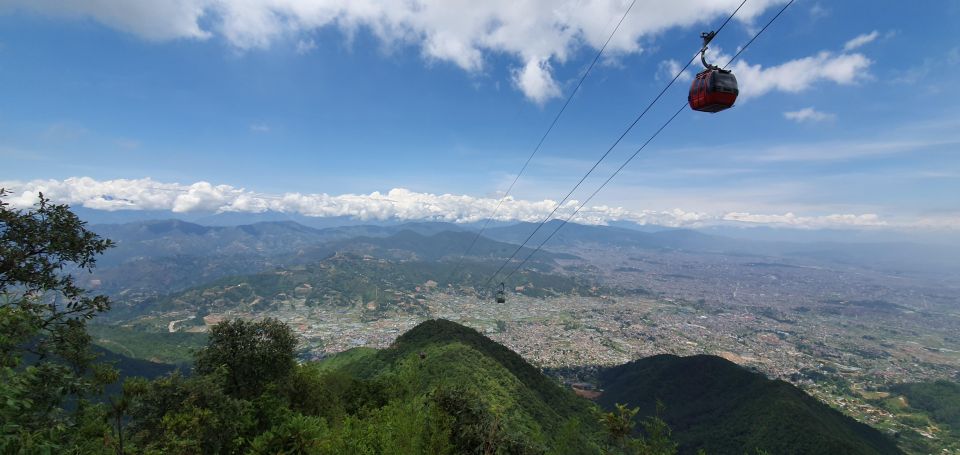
{"left": 4, "top": 176, "right": 941, "bottom": 231}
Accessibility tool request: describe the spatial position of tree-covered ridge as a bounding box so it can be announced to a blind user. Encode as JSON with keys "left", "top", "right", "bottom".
{"left": 47, "top": 316, "right": 679, "bottom": 453}
{"left": 112, "top": 317, "right": 683, "bottom": 454}
{"left": 598, "top": 354, "right": 904, "bottom": 455}
{"left": 331, "top": 319, "right": 605, "bottom": 446}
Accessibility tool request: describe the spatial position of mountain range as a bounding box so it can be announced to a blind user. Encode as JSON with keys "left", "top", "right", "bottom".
{"left": 88, "top": 218, "right": 960, "bottom": 296}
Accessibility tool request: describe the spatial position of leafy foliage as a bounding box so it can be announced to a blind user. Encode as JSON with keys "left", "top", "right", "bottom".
{"left": 0, "top": 189, "right": 117, "bottom": 452}
{"left": 103, "top": 317, "right": 614, "bottom": 453}
{"left": 194, "top": 317, "right": 298, "bottom": 399}
{"left": 598, "top": 402, "right": 678, "bottom": 455}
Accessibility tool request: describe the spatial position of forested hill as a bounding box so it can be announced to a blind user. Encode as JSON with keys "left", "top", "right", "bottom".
{"left": 319, "top": 319, "right": 606, "bottom": 452}
{"left": 380, "top": 319, "right": 597, "bottom": 426}
{"left": 598, "top": 354, "right": 904, "bottom": 454}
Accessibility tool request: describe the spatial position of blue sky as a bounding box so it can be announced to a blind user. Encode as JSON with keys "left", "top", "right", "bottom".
{"left": 1, "top": 0, "right": 958, "bottom": 231}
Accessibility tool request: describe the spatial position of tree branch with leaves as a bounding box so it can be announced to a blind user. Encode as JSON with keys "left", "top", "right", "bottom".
{"left": 0, "top": 189, "right": 116, "bottom": 451}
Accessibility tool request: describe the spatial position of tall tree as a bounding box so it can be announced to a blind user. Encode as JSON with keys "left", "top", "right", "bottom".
{"left": 0, "top": 189, "right": 115, "bottom": 450}
{"left": 194, "top": 317, "right": 298, "bottom": 399}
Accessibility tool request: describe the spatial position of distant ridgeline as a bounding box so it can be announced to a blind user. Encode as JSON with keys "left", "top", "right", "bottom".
{"left": 88, "top": 219, "right": 960, "bottom": 302}
{"left": 87, "top": 221, "right": 613, "bottom": 313}
{"left": 90, "top": 220, "right": 577, "bottom": 297}
{"left": 138, "top": 253, "right": 604, "bottom": 317}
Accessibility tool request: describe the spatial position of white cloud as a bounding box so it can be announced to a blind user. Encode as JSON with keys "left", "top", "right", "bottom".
{"left": 295, "top": 38, "right": 317, "bottom": 54}
{"left": 512, "top": 58, "right": 561, "bottom": 104}
{"left": 249, "top": 123, "right": 270, "bottom": 133}
{"left": 729, "top": 51, "right": 872, "bottom": 100}
{"left": 0, "top": 0, "right": 789, "bottom": 102}
{"left": 808, "top": 3, "right": 829, "bottom": 18}
{"left": 0, "top": 0, "right": 212, "bottom": 41}
{"left": 843, "top": 30, "right": 879, "bottom": 51}
{"left": 2, "top": 176, "right": 947, "bottom": 230}
{"left": 657, "top": 59, "right": 693, "bottom": 82}
{"left": 783, "top": 107, "right": 835, "bottom": 123}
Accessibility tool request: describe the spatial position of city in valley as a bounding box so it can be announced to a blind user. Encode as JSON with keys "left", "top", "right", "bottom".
{"left": 123, "top": 239, "right": 960, "bottom": 448}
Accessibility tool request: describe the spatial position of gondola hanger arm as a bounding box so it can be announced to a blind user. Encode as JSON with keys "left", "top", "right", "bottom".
{"left": 699, "top": 31, "right": 721, "bottom": 70}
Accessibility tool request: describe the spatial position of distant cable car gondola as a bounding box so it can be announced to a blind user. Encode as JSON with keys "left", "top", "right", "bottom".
{"left": 688, "top": 31, "right": 739, "bottom": 113}
{"left": 495, "top": 282, "right": 506, "bottom": 303}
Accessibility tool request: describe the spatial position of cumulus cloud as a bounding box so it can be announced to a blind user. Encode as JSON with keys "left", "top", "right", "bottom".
{"left": 729, "top": 51, "right": 871, "bottom": 100}
{"left": 783, "top": 107, "right": 835, "bottom": 123}
{"left": 512, "top": 58, "right": 562, "bottom": 104}
{"left": 843, "top": 30, "right": 879, "bottom": 51}
{"left": 0, "top": 176, "right": 929, "bottom": 230}
{"left": 0, "top": 0, "right": 789, "bottom": 102}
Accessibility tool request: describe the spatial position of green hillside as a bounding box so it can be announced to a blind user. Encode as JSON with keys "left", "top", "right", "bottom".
{"left": 330, "top": 319, "right": 604, "bottom": 443}
{"left": 598, "top": 354, "right": 904, "bottom": 455}
{"left": 13, "top": 314, "right": 923, "bottom": 454}
{"left": 886, "top": 380, "right": 960, "bottom": 452}
{"left": 88, "top": 324, "right": 207, "bottom": 364}
{"left": 99, "top": 318, "right": 620, "bottom": 454}
{"left": 891, "top": 380, "right": 960, "bottom": 430}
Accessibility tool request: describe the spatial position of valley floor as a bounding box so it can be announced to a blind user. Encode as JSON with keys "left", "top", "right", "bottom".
{"left": 126, "top": 289, "right": 960, "bottom": 453}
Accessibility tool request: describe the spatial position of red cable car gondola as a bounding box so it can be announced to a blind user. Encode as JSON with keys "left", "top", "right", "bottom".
{"left": 688, "top": 31, "right": 739, "bottom": 113}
